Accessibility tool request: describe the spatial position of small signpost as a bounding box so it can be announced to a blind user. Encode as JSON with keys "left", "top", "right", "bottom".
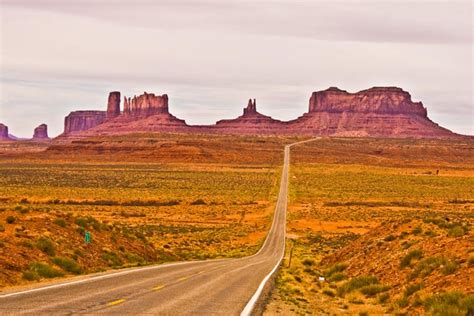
{"left": 85, "top": 231, "right": 91, "bottom": 244}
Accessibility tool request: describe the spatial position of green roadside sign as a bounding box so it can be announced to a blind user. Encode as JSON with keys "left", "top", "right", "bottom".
{"left": 85, "top": 231, "right": 91, "bottom": 244}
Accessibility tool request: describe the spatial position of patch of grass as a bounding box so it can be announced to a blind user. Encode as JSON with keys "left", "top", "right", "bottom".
{"left": 53, "top": 218, "right": 67, "bottom": 228}
{"left": 378, "top": 292, "right": 390, "bottom": 304}
{"left": 405, "top": 283, "right": 423, "bottom": 297}
{"left": 448, "top": 225, "right": 466, "bottom": 238}
{"left": 101, "top": 251, "right": 123, "bottom": 267}
{"left": 410, "top": 256, "right": 457, "bottom": 279}
{"left": 359, "top": 284, "right": 390, "bottom": 297}
{"left": 337, "top": 275, "right": 379, "bottom": 297}
{"left": 35, "top": 237, "right": 55, "bottom": 256}
{"left": 328, "top": 272, "right": 346, "bottom": 282}
{"left": 22, "top": 270, "right": 40, "bottom": 281}
{"left": 325, "top": 262, "right": 348, "bottom": 279}
{"left": 52, "top": 257, "right": 83, "bottom": 274}
{"left": 27, "top": 262, "right": 64, "bottom": 278}
{"left": 400, "top": 249, "right": 423, "bottom": 268}
{"left": 424, "top": 291, "right": 474, "bottom": 316}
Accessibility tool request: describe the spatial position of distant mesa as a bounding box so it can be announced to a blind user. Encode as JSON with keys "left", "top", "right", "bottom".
{"left": 33, "top": 123, "right": 50, "bottom": 140}
{"left": 0, "top": 123, "right": 9, "bottom": 140}
{"left": 55, "top": 87, "right": 462, "bottom": 139}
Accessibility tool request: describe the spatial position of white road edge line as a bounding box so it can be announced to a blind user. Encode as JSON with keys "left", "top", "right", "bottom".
{"left": 240, "top": 138, "right": 319, "bottom": 316}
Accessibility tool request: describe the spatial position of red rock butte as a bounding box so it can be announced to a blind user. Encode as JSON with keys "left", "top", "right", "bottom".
{"left": 56, "top": 87, "right": 460, "bottom": 139}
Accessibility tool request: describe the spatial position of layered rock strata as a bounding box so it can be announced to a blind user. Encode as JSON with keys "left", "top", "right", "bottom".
{"left": 33, "top": 124, "right": 50, "bottom": 140}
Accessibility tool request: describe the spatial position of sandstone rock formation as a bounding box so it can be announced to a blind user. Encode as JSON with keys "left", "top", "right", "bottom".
{"left": 33, "top": 124, "right": 50, "bottom": 140}
{"left": 123, "top": 92, "right": 169, "bottom": 117}
{"left": 215, "top": 98, "right": 284, "bottom": 133}
{"left": 292, "top": 87, "right": 454, "bottom": 138}
{"left": 58, "top": 87, "right": 462, "bottom": 139}
{"left": 0, "top": 123, "right": 9, "bottom": 140}
{"left": 308, "top": 87, "right": 427, "bottom": 116}
{"left": 107, "top": 91, "right": 121, "bottom": 119}
{"left": 64, "top": 111, "right": 106, "bottom": 134}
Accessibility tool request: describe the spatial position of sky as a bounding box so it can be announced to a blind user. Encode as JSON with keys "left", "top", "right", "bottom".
{"left": 0, "top": 0, "right": 472, "bottom": 137}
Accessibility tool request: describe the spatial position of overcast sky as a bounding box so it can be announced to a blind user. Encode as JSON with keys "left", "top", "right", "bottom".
{"left": 1, "top": 0, "right": 472, "bottom": 137}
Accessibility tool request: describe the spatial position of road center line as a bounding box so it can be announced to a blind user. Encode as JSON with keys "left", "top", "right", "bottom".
{"left": 107, "top": 298, "right": 126, "bottom": 306}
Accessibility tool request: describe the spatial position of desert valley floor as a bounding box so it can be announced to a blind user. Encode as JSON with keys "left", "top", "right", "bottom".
{"left": 0, "top": 134, "right": 473, "bottom": 315}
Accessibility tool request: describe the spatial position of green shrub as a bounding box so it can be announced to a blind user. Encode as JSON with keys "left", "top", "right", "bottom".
{"left": 328, "top": 272, "right": 346, "bottom": 282}
{"left": 359, "top": 284, "right": 390, "bottom": 297}
{"left": 22, "top": 270, "right": 40, "bottom": 281}
{"left": 101, "top": 251, "right": 123, "bottom": 267}
{"left": 325, "top": 263, "right": 348, "bottom": 278}
{"left": 6, "top": 216, "right": 16, "bottom": 224}
{"left": 53, "top": 218, "right": 67, "bottom": 228}
{"left": 301, "top": 258, "right": 315, "bottom": 267}
{"left": 322, "top": 289, "right": 336, "bottom": 297}
{"left": 410, "top": 256, "right": 456, "bottom": 279}
{"left": 337, "top": 275, "right": 379, "bottom": 297}
{"left": 52, "top": 257, "right": 83, "bottom": 274}
{"left": 448, "top": 226, "right": 466, "bottom": 237}
{"left": 442, "top": 261, "right": 458, "bottom": 275}
{"left": 412, "top": 226, "right": 422, "bottom": 235}
{"left": 36, "top": 237, "right": 55, "bottom": 256}
{"left": 28, "top": 262, "right": 64, "bottom": 278}
{"left": 400, "top": 249, "right": 423, "bottom": 268}
{"left": 424, "top": 291, "right": 474, "bottom": 316}
{"left": 378, "top": 292, "right": 390, "bottom": 304}
{"left": 468, "top": 255, "right": 474, "bottom": 267}
{"left": 405, "top": 283, "right": 423, "bottom": 297}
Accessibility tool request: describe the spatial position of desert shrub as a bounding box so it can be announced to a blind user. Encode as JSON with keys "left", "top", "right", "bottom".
{"left": 22, "top": 270, "right": 40, "bottom": 281}
{"left": 328, "top": 272, "right": 346, "bottom": 282}
{"left": 322, "top": 289, "right": 335, "bottom": 297}
{"left": 424, "top": 291, "right": 474, "bottom": 316}
{"left": 337, "top": 275, "right": 379, "bottom": 297}
{"left": 125, "top": 252, "right": 145, "bottom": 264}
{"left": 384, "top": 235, "right": 396, "bottom": 242}
{"left": 301, "top": 258, "right": 315, "bottom": 267}
{"left": 53, "top": 218, "right": 67, "bottom": 228}
{"left": 190, "top": 199, "right": 206, "bottom": 205}
{"left": 400, "top": 249, "right": 423, "bottom": 268}
{"left": 101, "top": 251, "right": 123, "bottom": 267}
{"left": 468, "top": 255, "right": 474, "bottom": 267}
{"left": 28, "top": 262, "right": 64, "bottom": 278}
{"left": 378, "top": 292, "right": 390, "bottom": 304}
{"left": 6, "top": 216, "right": 16, "bottom": 224}
{"left": 75, "top": 216, "right": 102, "bottom": 231}
{"left": 412, "top": 226, "right": 422, "bottom": 235}
{"left": 405, "top": 283, "right": 423, "bottom": 297}
{"left": 397, "top": 296, "right": 409, "bottom": 308}
{"left": 0, "top": 224, "right": 5, "bottom": 232}
{"left": 325, "top": 263, "right": 348, "bottom": 278}
{"left": 410, "top": 256, "right": 456, "bottom": 279}
{"left": 36, "top": 237, "right": 55, "bottom": 256}
{"left": 441, "top": 261, "right": 458, "bottom": 275}
{"left": 359, "top": 284, "right": 390, "bottom": 297}
{"left": 52, "top": 257, "right": 83, "bottom": 274}
{"left": 448, "top": 225, "right": 466, "bottom": 238}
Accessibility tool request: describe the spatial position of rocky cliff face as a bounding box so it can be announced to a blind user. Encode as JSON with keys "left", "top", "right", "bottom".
{"left": 215, "top": 98, "right": 284, "bottom": 131}
{"left": 58, "top": 87, "right": 461, "bottom": 139}
{"left": 33, "top": 124, "right": 50, "bottom": 140}
{"left": 123, "top": 92, "right": 169, "bottom": 117}
{"left": 64, "top": 111, "right": 106, "bottom": 134}
{"left": 309, "top": 87, "right": 427, "bottom": 116}
{"left": 0, "top": 123, "right": 9, "bottom": 140}
{"left": 107, "top": 91, "right": 121, "bottom": 119}
{"left": 292, "top": 87, "right": 453, "bottom": 138}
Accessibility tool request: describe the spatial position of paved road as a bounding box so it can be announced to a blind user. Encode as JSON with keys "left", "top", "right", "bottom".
{"left": 0, "top": 140, "right": 313, "bottom": 315}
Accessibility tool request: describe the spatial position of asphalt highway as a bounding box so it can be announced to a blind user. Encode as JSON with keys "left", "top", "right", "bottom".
{"left": 0, "top": 140, "right": 315, "bottom": 315}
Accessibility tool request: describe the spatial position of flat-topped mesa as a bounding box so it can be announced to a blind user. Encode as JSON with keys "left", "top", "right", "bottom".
{"left": 243, "top": 99, "right": 257, "bottom": 116}
{"left": 309, "top": 87, "right": 428, "bottom": 117}
{"left": 33, "top": 123, "right": 50, "bottom": 140}
{"left": 107, "top": 91, "right": 121, "bottom": 119}
{"left": 64, "top": 111, "right": 107, "bottom": 134}
{"left": 0, "top": 123, "right": 9, "bottom": 139}
{"left": 123, "top": 92, "right": 169, "bottom": 117}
